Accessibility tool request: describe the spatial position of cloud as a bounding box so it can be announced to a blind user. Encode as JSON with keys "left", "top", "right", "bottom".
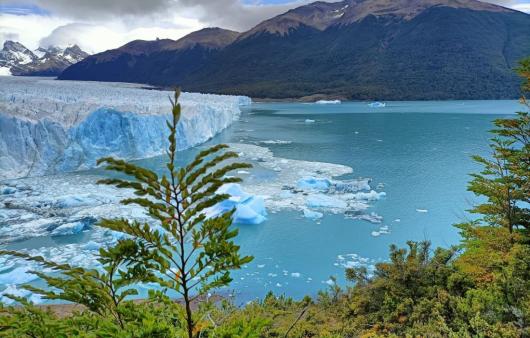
{"left": 38, "top": 19, "right": 204, "bottom": 53}
{"left": 0, "top": 13, "right": 68, "bottom": 50}
{"left": 29, "top": 0, "right": 176, "bottom": 19}
{"left": 174, "top": 0, "right": 309, "bottom": 31}
{"left": 25, "top": 0, "right": 306, "bottom": 31}
{"left": 512, "top": 3, "right": 530, "bottom": 12}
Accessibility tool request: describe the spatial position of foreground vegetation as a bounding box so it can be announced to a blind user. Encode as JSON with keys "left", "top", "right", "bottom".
{"left": 0, "top": 62, "right": 529, "bottom": 337}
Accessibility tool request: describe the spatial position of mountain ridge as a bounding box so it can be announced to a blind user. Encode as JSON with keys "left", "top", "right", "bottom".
{"left": 59, "top": 0, "right": 530, "bottom": 100}
{"left": 0, "top": 41, "right": 89, "bottom": 76}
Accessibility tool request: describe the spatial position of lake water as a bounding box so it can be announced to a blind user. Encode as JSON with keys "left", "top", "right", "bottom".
{"left": 2, "top": 100, "right": 527, "bottom": 303}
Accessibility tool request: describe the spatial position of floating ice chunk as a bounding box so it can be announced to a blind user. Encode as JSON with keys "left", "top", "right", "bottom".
{"left": 354, "top": 212, "right": 383, "bottom": 224}
{"left": 305, "top": 119, "right": 315, "bottom": 123}
{"left": 371, "top": 231, "right": 381, "bottom": 237}
{"left": 315, "top": 100, "right": 341, "bottom": 104}
{"left": 0, "top": 266, "right": 37, "bottom": 285}
{"left": 51, "top": 220, "right": 91, "bottom": 236}
{"left": 210, "top": 183, "right": 267, "bottom": 225}
{"left": 297, "top": 177, "right": 331, "bottom": 191}
{"left": 291, "top": 272, "right": 301, "bottom": 278}
{"left": 82, "top": 241, "right": 101, "bottom": 251}
{"left": 306, "top": 194, "right": 347, "bottom": 209}
{"left": 352, "top": 190, "right": 386, "bottom": 201}
{"left": 259, "top": 140, "right": 292, "bottom": 145}
{"left": 416, "top": 209, "right": 428, "bottom": 213}
{"left": 324, "top": 279, "right": 335, "bottom": 285}
{"left": 302, "top": 208, "right": 323, "bottom": 220}
{"left": 53, "top": 194, "right": 102, "bottom": 208}
{"left": 331, "top": 179, "right": 372, "bottom": 193}
{"left": 368, "top": 102, "right": 386, "bottom": 108}
{"left": 257, "top": 264, "right": 265, "bottom": 268}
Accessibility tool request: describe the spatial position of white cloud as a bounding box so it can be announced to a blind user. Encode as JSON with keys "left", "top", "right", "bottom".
{"left": 512, "top": 3, "right": 530, "bottom": 13}
{"left": 0, "top": 10, "right": 204, "bottom": 53}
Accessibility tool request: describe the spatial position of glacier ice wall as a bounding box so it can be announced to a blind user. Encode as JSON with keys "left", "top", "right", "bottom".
{"left": 0, "top": 77, "right": 250, "bottom": 179}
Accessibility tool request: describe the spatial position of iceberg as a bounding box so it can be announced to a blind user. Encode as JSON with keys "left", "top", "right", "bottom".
{"left": 306, "top": 194, "right": 348, "bottom": 209}
{"left": 297, "top": 177, "right": 331, "bottom": 191}
{"left": 0, "top": 77, "right": 250, "bottom": 180}
{"left": 368, "top": 102, "right": 386, "bottom": 108}
{"left": 51, "top": 219, "right": 91, "bottom": 236}
{"left": 207, "top": 183, "right": 267, "bottom": 225}
{"left": 315, "top": 100, "right": 341, "bottom": 104}
{"left": 302, "top": 208, "right": 324, "bottom": 220}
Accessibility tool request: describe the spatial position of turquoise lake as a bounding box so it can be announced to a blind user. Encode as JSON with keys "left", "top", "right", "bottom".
{"left": 134, "top": 100, "right": 526, "bottom": 301}
{"left": 3, "top": 100, "right": 528, "bottom": 302}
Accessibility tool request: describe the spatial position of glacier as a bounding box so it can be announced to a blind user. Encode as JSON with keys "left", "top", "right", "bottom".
{"left": 0, "top": 76, "right": 250, "bottom": 180}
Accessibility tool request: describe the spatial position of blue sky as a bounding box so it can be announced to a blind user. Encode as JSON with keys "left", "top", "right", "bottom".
{"left": 1, "top": 0, "right": 529, "bottom": 53}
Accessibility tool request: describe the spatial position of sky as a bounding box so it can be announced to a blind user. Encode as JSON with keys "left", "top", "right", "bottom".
{"left": 1, "top": 0, "right": 529, "bottom": 54}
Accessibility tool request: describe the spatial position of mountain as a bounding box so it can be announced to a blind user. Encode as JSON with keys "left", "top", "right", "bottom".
{"left": 58, "top": 28, "right": 239, "bottom": 85}
{"left": 0, "top": 41, "right": 89, "bottom": 76}
{"left": 59, "top": 0, "right": 530, "bottom": 100}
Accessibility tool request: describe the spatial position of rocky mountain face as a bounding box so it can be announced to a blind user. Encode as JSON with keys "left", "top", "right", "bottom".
{"left": 58, "top": 28, "right": 239, "bottom": 85}
{"left": 0, "top": 41, "right": 89, "bottom": 76}
{"left": 59, "top": 0, "right": 530, "bottom": 100}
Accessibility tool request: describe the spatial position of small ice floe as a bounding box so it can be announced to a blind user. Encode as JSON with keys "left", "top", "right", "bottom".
{"left": 297, "top": 177, "right": 331, "bottom": 191}
{"left": 416, "top": 209, "right": 428, "bottom": 213}
{"left": 335, "top": 253, "right": 376, "bottom": 275}
{"left": 315, "top": 100, "right": 341, "bottom": 104}
{"left": 394, "top": 219, "right": 401, "bottom": 222}
{"left": 306, "top": 194, "right": 348, "bottom": 209}
{"left": 237, "top": 170, "right": 250, "bottom": 174}
{"left": 82, "top": 241, "right": 101, "bottom": 251}
{"left": 50, "top": 217, "right": 95, "bottom": 236}
{"left": 257, "top": 264, "right": 265, "bottom": 268}
{"left": 305, "top": 119, "right": 315, "bottom": 123}
{"left": 302, "top": 208, "right": 323, "bottom": 220}
{"left": 207, "top": 183, "right": 267, "bottom": 225}
{"left": 324, "top": 279, "right": 335, "bottom": 286}
{"left": 291, "top": 272, "right": 301, "bottom": 278}
{"left": 379, "top": 225, "right": 390, "bottom": 234}
{"left": 371, "top": 225, "right": 391, "bottom": 237}
{"left": 259, "top": 140, "right": 292, "bottom": 145}
{"left": 368, "top": 102, "right": 386, "bottom": 108}
{"left": 276, "top": 283, "right": 282, "bottom": 287}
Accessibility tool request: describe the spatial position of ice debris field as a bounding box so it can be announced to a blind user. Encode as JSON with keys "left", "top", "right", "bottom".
{"left": 0, "top": 77, "right": 387, "bottom": 303}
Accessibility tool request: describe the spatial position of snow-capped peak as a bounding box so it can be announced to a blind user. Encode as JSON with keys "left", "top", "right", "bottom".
{"left": 0, "top": 41, "right": 89, "bottom": 76}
